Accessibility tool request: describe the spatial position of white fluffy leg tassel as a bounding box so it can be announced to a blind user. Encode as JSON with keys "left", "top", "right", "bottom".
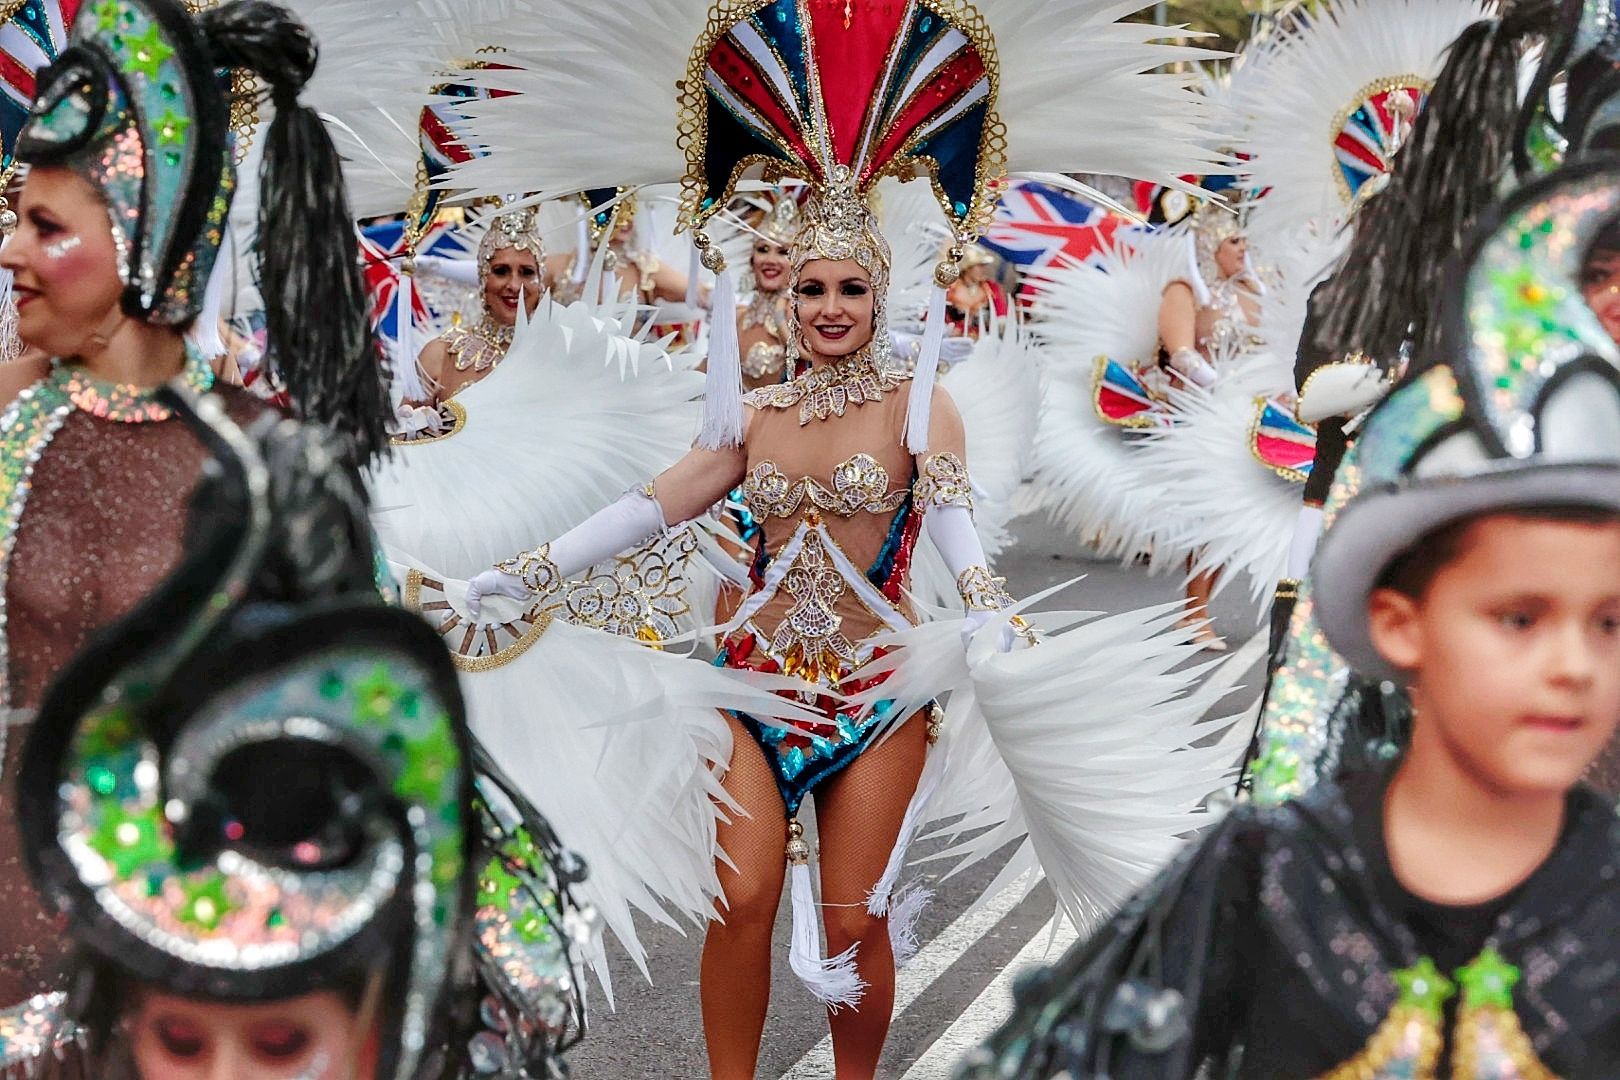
{"left": 787, "top": 826, "right": 864, "bottom": 1010}
{"left": 885, "top": 881, "right": 932, "bottom": 968}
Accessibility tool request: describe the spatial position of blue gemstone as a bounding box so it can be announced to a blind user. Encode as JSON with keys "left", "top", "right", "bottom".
{"left": 702, "top": 196, "right": 716, "bottom": 208}
{"left": 784, "top": 746, "right": 806, "bottom": 778}
{"left": 953, "top": 201, "right": 968, "bottom": 217}
{"left": 920, "top": 14, "right": 932, "bottom": 32}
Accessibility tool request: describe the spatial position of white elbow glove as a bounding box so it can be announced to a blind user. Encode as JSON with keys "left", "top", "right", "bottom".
{"left": 413, "top": 254, "right": 481, "bottom": 287}
{"left": 1168, "top": 347, "right": 1217, "bottom": 389}
{"left": 466, "top": 487, "right": 667, "bottom": 618}
{"left": 926, "top": 505, "right": 1023, "bottom": 653}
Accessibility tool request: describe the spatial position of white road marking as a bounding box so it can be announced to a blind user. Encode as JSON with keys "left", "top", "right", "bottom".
{"left": 898, "top": 915, "right": 1079, "bottom": 1079}
{"left": 778, "top": 872, "right": 1034, "bottom": 1079}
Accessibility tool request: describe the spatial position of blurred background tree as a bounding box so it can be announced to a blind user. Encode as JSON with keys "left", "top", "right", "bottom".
{"left": 1128, "top": 0, "right": 1327, "bottom": 53}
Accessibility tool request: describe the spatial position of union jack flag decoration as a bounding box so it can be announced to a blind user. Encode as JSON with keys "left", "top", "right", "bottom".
{"left": 0, "top": 0, "right": 79, "bottom": 171}
{"left": 359, "top": 217, "right": 459, "bottom": 337}
{"left": 981, "top": 180, "right": 1125, "bottom": 274}
{"left": 1249, "top": 396, "right": 1317, "bottom": 484}
{"left": 415, "top": 65, "right": 517, "bottom": 235}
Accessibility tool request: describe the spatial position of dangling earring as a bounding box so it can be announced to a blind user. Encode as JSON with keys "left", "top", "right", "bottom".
{"left": 870, "top": 288, "right": 893, "bottom": 371}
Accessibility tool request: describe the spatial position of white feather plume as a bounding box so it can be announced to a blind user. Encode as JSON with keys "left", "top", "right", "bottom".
{"left": 1231, "top": 0, "right": 1491, "bottom": 241}
{"left": 1022, "top": 229, "right": 1185, "bottom": 561}
{"left": 366, "top": 296, "right": 701, "bottom": 579}
{"left": 444, "top": 0, "right": 1230, "bottom": 202}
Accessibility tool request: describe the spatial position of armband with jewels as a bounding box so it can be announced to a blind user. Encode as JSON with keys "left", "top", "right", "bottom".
{"left": 914, "top": 452, "right": 974, "bottom": 511}
{"left": 956, "top": 565, "right": 1014, "bottom": 612}
{"left": 495, "top": 542, "right": 563, "bottom": 597}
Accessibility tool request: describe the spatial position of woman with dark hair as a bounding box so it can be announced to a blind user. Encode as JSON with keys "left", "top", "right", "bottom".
{"left": 0, "top": 0, "right": 388, "bottom": 1007}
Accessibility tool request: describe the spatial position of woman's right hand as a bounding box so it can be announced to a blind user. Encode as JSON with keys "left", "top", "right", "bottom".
{"left": 465, "top": 569, "right": 535, "bottom": 619}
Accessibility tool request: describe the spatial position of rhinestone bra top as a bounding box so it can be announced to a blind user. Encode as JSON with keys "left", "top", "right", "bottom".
{"left": 741, "top": 453, "right": 909, "bottom": 521}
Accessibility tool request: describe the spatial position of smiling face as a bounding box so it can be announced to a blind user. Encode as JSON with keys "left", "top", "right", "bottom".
{"left": 792, "top": 258, "right": 875, "bottom": 361}
{"left": 751, "top": 238, "right": 790, "bottom": 293}
{"left": 128, "top": 989, "right": 378, "bottom": 1080}
{"left": 1581, "top": 241, "right": 1620, "bottom": 344}
{"left": 482, "top": 247, "right": 542, "bottom": 327}
{"left": 0, "top": 165, "right": 125, "bottom": 356}
{"left": 1213, "top": 234, "right": 1248, "bottom": 280}
{"left": 1368, "top": 512, "right": 1620, "bottom": 797}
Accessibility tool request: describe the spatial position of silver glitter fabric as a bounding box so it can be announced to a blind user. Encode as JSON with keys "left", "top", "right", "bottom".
{"left": 957, "top": 780, "right": 1620, "bottom": 1078}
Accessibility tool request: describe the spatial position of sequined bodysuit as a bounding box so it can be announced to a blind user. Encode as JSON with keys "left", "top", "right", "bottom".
{"left": 714, "top": 352, "right": 971, "bottom": 814}
{"left": 0, "top": 358, "right": 270, "bottom": 1005}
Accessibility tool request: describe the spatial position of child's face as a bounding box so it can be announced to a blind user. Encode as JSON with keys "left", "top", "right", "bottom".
{"left": 129, "top": 989, "right": 377, "bottom": 1080}
{"left": 1368, "top": 515, "right": 1620, "bottom": 795}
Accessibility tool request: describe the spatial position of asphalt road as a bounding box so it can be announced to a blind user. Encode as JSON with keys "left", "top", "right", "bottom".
{"left": 564, "top": 505, "right": 1268, "bottom": 1079}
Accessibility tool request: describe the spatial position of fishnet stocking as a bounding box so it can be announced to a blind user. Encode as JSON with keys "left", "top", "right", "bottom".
{"left": 700, "top": 712, "right": 929, "bottom": 1080}
{"left": 816, "top": 714, "right": 927, "bottom": 1080}
{"left": 702, "top": 714, "right": 788, "bottom": 1080}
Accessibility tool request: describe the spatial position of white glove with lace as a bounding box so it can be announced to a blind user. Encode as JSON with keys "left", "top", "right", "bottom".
{"left": 890, "top": 330, "right": 975, "bottom": 371}
{"left": 465, "top": 488, "right": 667, "bottom": 618}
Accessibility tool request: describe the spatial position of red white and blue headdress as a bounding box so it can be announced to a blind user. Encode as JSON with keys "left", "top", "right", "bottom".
{"left": 440, "top": 0, "right": 1228, "bottom": 447}
{"left": 678, "top": 0, "right": 1007, "bottom": 449}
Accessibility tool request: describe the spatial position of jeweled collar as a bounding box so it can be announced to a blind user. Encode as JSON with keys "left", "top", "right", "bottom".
{"left": 52, "top": 343, "right": 217, "bottom": 423}
{"left": 744, "top": 348, "right": 906, "bottom": 426}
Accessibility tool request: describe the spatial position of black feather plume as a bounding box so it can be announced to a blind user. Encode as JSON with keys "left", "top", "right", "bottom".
{"left": 201, "top": 1, "right": 391, "bottom": 466}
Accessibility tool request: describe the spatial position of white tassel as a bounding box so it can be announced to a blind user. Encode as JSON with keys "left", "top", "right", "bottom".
{"left": 390, "top": 269, "right": 431, "bottom": 404}
{"left": 886, "top": 882, "right": 932, "bottom": 968}
{"left": 696, "top": 263, "right": 742, "bottom": 449}
{"left": 685, "top": 238, "right": 702, "bottom": 308}
{"left": 867, "top": 734, "right": 946, "bottom": 917}
{"left": 573, "top": 217, "right": 590, "bottom": 285}
{"left": 187, "top": 223, "right": 233, "bottom": 360}
{"left": 903, "top": 281, "right": 946, "bottom": 454}
{"left": 788, "top": 859, "right": 865, "bottom": 1010}
{"left": 0, "top": 267, "right": 19, "bottom": 363}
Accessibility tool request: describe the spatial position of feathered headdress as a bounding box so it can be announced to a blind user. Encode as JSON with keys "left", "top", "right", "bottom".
{"left": 1229, "top": 0, "right": 1493, "bottom": 244}
{"left": 442, "top": 0, "right": 1227, "bottom": 450}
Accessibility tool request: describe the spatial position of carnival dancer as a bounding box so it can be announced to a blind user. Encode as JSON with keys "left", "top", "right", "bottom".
{"left": 944, "top": 243, "right": 1008, "bottom": 339}
{"left": 960, "top": 155, "right": 1620, "bottom": 1080}
{"left": 0, "top": 0, "right": 389, "bottom": 1007}
{"left": 400, "top": 207, "right": 546, "bottom": 421}
{"left": 446, "top": 2, "right": 1242, "bottom": 1075}
{"left": 3, "top": 381, "right": 591, "bottom": 1079}
{"left": 734, "top": 193, "right": 798, "bottom": 391}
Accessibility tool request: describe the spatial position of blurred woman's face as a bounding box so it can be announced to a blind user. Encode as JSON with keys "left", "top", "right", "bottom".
{"left": 1581, "top": 244, "right": 1620, "bottom": 345}
{"left": 129, "top": 990, "right": 377, "bottom": 1080}
{"left": 751, "top": 239, "right": 790, "bottom": 292}
{"left": 1214, "top": 234, "right": 1248, "bottom": 280}
{"left": 0, "top": 165, "right": 124, "bottom": 357}
{"left": 483, "top": 247, "right": 542, "bottom": 327}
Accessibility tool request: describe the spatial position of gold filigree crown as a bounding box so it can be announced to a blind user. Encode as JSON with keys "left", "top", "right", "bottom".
{"left": 791, "top": 166, "right": 891, "bottom": 295}
{"left": 478, "top": 206, "right": 546, "bottom": 277}
{"left": 757, "top": 194, "right": 801, "bottom": 246}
